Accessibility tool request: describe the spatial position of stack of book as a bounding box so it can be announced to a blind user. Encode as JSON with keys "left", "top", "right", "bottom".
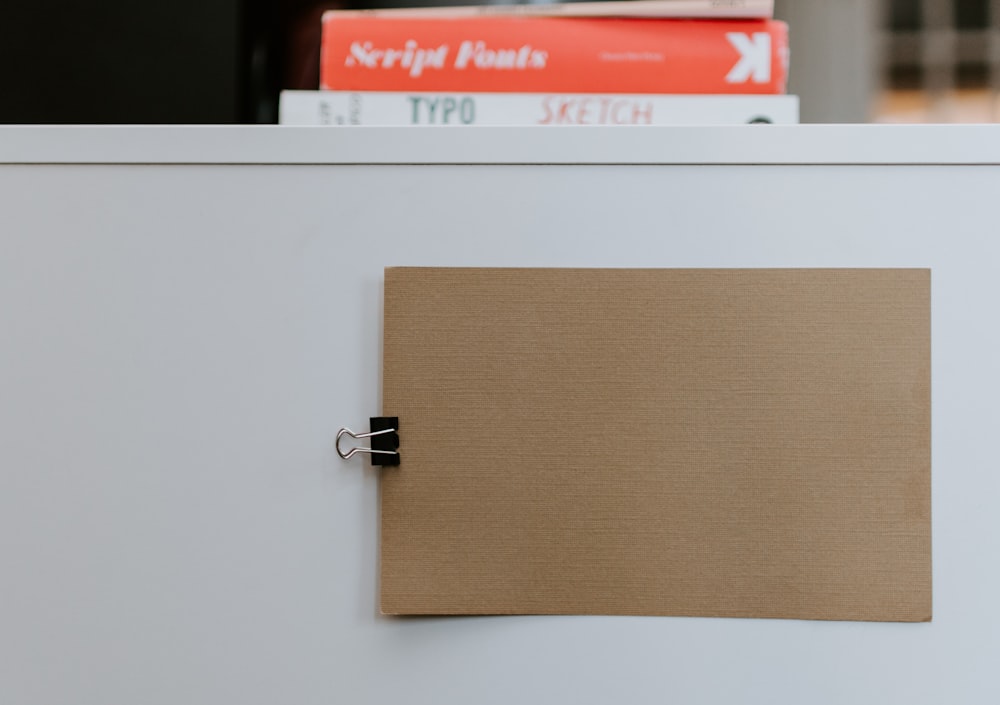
{"left": 280, "top": 0, "right": 796, "bottom": 126}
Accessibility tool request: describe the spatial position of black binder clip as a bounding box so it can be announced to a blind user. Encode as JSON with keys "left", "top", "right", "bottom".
{"left": 336, "top": 417, "right": 399, "bottom": 466}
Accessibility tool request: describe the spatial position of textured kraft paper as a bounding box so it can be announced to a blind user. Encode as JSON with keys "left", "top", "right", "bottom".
{"left": 381, "top": 268, "right": 931, "bottom": 621}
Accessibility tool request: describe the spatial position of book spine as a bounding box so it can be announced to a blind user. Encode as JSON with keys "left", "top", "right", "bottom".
{"left": 325, "top": 0, "right": 774, "bottom": 20}
{"left": 279, "top": 90, "right": 799, "bottom": 125}
{"left": 320, "top": 18, "right": 788, "bottom": 95}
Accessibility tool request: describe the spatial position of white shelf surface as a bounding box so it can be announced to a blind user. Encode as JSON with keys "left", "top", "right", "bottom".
{"left": 2, "top": 124, "right": 1000, "bottom": 164}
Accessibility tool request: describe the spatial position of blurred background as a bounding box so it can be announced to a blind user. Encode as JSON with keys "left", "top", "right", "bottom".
{"left": 1, "top": 0, "right": 997, "bottom": 124}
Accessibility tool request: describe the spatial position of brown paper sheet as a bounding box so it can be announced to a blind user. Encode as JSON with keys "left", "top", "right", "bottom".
{"left": 381, "top": 268, "right": 931, "bottom": 621}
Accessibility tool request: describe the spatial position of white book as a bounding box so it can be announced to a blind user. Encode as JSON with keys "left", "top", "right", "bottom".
{"left": 325, "top": 0, "right": 773, "bottom": 20}
{"left": 279, "top": 90, "right": 799, "bottom": 126}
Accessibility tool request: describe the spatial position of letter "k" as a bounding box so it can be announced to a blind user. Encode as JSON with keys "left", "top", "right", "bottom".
{"left": 725, "top": 32, "right": 771, "bottom": 83}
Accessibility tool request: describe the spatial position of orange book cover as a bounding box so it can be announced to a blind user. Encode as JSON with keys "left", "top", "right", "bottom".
{"left": 320, "top": 17, "right": 788, "bottom": 94}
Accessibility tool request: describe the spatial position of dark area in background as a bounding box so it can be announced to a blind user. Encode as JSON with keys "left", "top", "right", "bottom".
{"left": 887, "top": 0, "right": 994, "bottom": 89}
{"left": 0, "top": 0, "right": 340, "bottom": 124}
{"left": 2, "top": 1, "right": 240, "bottom": 123}
{"left": 889, "top": 0, "right": 990, "bottom": 28}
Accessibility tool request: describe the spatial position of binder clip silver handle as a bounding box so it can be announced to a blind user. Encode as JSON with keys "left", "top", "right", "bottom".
{"left": 336, "top": 418, "right": 400, "bottom": 466}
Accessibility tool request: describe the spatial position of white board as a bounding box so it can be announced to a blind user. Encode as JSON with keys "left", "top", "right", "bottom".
{"left": 0, "top": 126, "right": 997, "bottom": 705}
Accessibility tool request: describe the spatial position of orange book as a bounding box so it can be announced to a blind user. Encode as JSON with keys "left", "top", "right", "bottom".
{"left": 320, "top": 16, "right": 788, "bottom": 94}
